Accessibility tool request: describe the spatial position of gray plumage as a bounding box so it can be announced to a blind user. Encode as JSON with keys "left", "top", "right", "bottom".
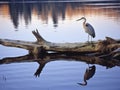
{"left": 77, "top": 17, "right": 95, "bottom": 42}
{"left": 85, "top": 23, "right": 95, "bottom": 38}
{"left": 78, "top": 65, "right": 96, "bottom": 86}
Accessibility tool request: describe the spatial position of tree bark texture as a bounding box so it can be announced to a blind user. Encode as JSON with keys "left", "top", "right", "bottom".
{"left": 0, "top": 29, "right": 120, "bottom": 60}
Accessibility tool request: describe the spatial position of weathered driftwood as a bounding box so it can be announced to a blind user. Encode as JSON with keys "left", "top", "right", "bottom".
{"left": 0, "top": 30, "right": 120, "bottom": 59}
{"left": 0, "top": 30, "right": 97, "bottom": 54}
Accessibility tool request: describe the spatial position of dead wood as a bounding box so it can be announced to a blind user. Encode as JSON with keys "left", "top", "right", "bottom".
{"left": 0, "top": 29, "right": 120, "bottom": 60}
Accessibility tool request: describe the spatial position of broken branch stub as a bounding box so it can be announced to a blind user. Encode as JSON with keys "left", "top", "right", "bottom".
{"left": 32, "top": 29, "right": 47, "bottom": 44}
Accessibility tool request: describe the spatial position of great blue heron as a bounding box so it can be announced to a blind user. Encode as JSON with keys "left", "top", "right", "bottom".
{"left": 77, "top": 17, "right": 95, "bottom": 43}
{"left": 78, "top": 65, "right": 96, "bottom": 86}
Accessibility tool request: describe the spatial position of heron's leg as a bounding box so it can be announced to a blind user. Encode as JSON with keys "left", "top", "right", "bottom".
{"left": 88, "top": 34, "right": 89, "bottom": 43}
{"left": 91, "top": 36, "right": 92, "bottom": 43}
{"left": 88, "top": 64, "right": 92, "bottom": 69}
{"left": 90, "top": 37, "right": 95, "bottom": 47}
{"left": 88, "top": 64, "right": 90, "bottom": 67}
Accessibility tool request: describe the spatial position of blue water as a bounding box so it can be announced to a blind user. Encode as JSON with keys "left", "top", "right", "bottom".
{"left": 0, "top": 61, "right": 120, "bottom": 90}
{"left": 0, "top": 1, "right": 120, "bottom": 90}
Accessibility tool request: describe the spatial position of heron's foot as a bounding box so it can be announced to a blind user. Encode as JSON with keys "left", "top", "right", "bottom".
{"left": 86, "top": 41, "right": 95, "bottom": 47}
{"left": 86, "top": 41, "right": 90, "bottom": 45}
{"left": 90, "top": 41, "right": 95, "bottom": 47}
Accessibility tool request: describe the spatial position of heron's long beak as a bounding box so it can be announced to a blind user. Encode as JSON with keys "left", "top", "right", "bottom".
{"left": 76, "top": 18, "right": 82, "bottom": 21}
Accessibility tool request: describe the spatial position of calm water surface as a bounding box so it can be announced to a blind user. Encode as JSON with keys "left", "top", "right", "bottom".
{"left": 0, "top": 1, "right": 120, "bottom": 90}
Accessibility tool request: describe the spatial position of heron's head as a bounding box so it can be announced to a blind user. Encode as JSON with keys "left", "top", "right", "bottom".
{"left": 76, "top": 17, "right": 86, "bottom": 21}
{"left": 77, "top": 81, "right": 87, "bottom": 86}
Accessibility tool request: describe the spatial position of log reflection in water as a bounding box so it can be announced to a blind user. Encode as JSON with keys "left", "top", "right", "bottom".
{"left": 0, "top": 53, "right": 120, "bottom": 85}
{"left": 0, "top": 53, "right": 120, "bottom": 72}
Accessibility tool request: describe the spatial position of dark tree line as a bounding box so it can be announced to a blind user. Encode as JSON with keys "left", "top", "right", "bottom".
{"left": 0, "top": 0, "right": 120, "bottom": 2}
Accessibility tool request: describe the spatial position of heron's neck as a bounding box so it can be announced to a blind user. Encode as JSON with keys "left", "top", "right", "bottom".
{"left": 80, "top": 80, "right": 87, "bottom": 86}
{"left": 83, "top": 18, "right": 86, "bottom": 24}
{"left": 84, "top": 80, "right": 87, "bottom": 85}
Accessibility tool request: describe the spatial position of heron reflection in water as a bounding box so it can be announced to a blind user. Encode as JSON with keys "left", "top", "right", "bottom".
{"left": 78, "top": 65, "right": 96, "bottom": 86}
{"left": 77, "top": 17, "right": 95, "bottom": 43}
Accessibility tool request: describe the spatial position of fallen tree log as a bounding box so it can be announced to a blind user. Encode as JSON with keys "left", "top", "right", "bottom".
{"left": 0, "top": 29, "right": 120, "bottom": 59}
